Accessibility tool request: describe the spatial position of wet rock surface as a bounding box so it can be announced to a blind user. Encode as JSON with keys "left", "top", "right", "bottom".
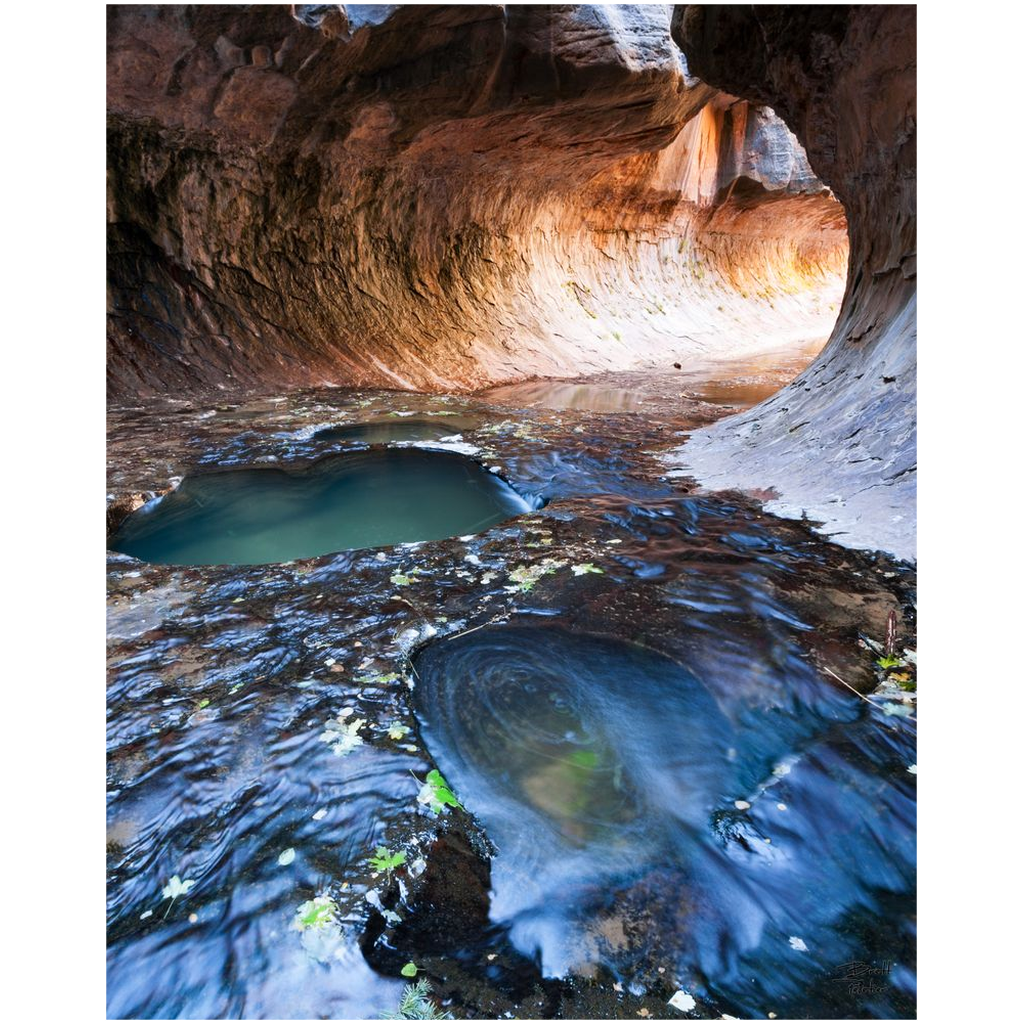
{"left": 106, "top": 355, "right": 916, "bottom": 1018}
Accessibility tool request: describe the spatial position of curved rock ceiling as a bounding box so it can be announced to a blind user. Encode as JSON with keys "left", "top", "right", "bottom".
{"left": 106, "top": 3, "right": 915, "bottom": 559}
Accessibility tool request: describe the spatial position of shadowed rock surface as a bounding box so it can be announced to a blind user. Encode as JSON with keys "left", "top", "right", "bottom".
{"left": 666, "top": 5, "right": 916, "bottom": 560}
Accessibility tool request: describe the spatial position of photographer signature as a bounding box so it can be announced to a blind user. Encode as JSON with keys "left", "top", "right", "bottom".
{"left": 833, "top": 961, "right": 894, "bottom": 995}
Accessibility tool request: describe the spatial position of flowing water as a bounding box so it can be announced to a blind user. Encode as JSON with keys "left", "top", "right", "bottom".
{"left": 110, "top": 448, "right": 536, "bottom": 566}
{"left": 413, "top": 623, "right": 915, "bottom": 1017}
{"left": 106, "top": 353, "right": 916, "bottom": 1019}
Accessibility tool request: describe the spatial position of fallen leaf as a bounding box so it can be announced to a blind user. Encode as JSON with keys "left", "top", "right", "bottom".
{"left": 162, "top": 875, "right": 195, "bottom": 901}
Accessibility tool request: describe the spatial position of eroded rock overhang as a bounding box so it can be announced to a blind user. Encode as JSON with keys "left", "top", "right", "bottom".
{"left": 107, "top": 3, "right": 847, "bottom": 397}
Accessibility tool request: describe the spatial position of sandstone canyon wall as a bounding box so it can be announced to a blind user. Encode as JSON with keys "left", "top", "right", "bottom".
{"left": 668, "top": 5, "right": 916, "bottom": 561}
{"left": 107, "top": 4, "right": 915, "bottom": 561}
{"left": 107, "top": 3, "right": 846, "bottom": 397}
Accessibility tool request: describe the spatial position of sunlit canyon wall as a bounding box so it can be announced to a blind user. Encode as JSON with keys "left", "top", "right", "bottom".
{"left": 107, "top": 4, "right": 846, "bottom": 396}
{"left": 107, "top": 4, "right": 915, "bottom": 559}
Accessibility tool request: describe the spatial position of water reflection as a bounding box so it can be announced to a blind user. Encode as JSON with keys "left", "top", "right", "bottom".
{"left": 480, "top": 381, "right": 646, "bottom": 413}
{"left": 313, "top": 416, "right": 477, "bottom": 444}
{"left": 679, "top": 340, "right": 825, "bottom": 408}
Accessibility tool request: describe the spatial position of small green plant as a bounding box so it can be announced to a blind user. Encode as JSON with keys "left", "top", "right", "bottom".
{"left": 401, "top": 962, "right": 418, "bottom": 977}
{"left": 293, "top": 894, "right": 338, "bottom": 931}
{"left": 369, "top": 846, "right": 407, "bottom": 875}
{"left": 416, "top": 769, "right": 462, "bottom": 814}
{"left": 379, "top": 979, "right": 453, "bottom": 1020}
{"left": 876, "top": 655, "right": 903, "bottom": 670}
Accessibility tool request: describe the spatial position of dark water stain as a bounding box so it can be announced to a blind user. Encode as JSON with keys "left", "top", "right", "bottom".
{"left": 109, "top": 448, "right": 538, "bottom": 566}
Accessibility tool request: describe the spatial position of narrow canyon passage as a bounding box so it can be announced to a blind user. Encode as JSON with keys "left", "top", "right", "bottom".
{"left": 106, "top": 4, "right": 916, "bottom": 1020}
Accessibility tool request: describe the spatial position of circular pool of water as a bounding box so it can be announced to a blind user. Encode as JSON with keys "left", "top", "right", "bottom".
{"left": 109, "top": 448, "right": 537, "bottom": 566}
{"left": 412, "top": 623, "right": 916, "bottom": 1014}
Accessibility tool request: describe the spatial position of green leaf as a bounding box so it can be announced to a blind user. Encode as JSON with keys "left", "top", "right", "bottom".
{"left": 400, "top": 962, "right": 418, "bottom": 978}
{"left": 567, "top": 750, "right": 599, "bottom": 769}
{"left": 505, "top": 559, "right": 566, "bottom": 593}
{"left": 368, "top": 846, "right": 407, "bottom": 873}
{"left": 571, "top": 563, "right": 604, "bottom": 576}
{"left": 356, "top": 671, "right": 402, "bottom": 686}
{"left": 417, "top": 769, "right": 462, "bottom": 814}
{"left": 294, "top": 894, "right": 338, "bottom": 931}
{"left": 876, "top": 654, "right": 903, "bottom": 669}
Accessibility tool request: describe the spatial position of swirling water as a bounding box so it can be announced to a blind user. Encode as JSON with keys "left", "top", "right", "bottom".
{"left": 106, "top": 372, "right": 915, "bottom": 1019}
{"left": 413, "top": 622, "right": 915, "bottom": 1016}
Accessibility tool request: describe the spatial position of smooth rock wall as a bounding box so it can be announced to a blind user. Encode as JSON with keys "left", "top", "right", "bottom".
{"left": 668, "top": 4, "right": 916, "bottom": 560}
{"left": 107, "top": 4, "right": 846, "bottom": 397}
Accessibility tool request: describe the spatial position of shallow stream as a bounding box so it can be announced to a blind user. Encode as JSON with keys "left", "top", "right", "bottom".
{"left": 106, "top": 355, "right": 916, "bottom": 1019}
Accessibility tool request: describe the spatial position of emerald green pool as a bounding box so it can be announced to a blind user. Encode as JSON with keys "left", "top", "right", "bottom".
{"left": 110, "top": 448, "right": 536, "bottom": 565}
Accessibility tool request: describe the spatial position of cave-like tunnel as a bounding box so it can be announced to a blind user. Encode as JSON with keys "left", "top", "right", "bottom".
{"left": 106, "top": 5, "right": 917, "bottom": 1020}
{"left": 107, "top": 3, "right": 915, "bottom": 559}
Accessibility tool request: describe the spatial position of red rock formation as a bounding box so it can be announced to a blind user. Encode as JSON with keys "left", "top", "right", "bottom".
{"left": 106, "top": 4, "right": 847, "bottom": 398}
{"left": 669, "top": 5, "right": 916, "bottom": 560}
